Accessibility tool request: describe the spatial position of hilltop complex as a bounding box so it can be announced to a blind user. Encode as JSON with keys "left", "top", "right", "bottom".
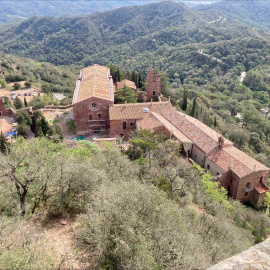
{"left": 72, "top": 64, "right": 269, "bottom": 208}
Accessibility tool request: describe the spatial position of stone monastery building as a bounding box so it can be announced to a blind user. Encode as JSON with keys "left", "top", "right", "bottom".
{"left": 73, "top": 64, "right": 269, "bottom": 208}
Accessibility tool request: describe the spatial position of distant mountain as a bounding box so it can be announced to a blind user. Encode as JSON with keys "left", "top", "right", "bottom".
{"left": 0, "top": 0, "right": 223, "bottom": 24}
{"left": 0, "top": 0, "right": 265, "bottom": 67}
{"left": 0, "top": 0, "right": 155, "bottom": 24}
{"left": 197, "top": 0, "right": 270, "bottom": 29}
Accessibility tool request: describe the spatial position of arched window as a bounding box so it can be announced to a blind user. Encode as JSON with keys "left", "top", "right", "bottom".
{"left": 123, "top": 121, "right": 127, "bottom": 130}
{"left": 207, "top": 164, "right": 210, "bottom": 170}
{"left": 260, "top": 177, "right": 263, "bottom": 184}
{"left": 98, "top": 113, "right": 101, "bottom": 119}
{"left": 246, "top": 182, "right": 251, "bottom": 189}
{"left": 130, "top": 122, "right": 134, "bottom": 126}
{"left": 153, "top": 90, "right": 156, "bottom": 96}
{"left": 89, "top": 114, "right": 92, "bottom": 120}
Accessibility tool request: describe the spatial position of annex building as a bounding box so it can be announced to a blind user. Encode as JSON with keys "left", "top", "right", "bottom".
{"left": 138, "top": 110, "right": 270, "bottom": 208}
{"left": 72, "top": 64, "right": 269, "bottom": 208}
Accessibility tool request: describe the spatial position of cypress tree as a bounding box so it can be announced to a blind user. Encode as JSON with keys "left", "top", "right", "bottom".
{"left": 0, "top": 131, "right": 8, "bottom": 153}
{"left": 190, "top": 98, "right": 197, "bottom": 117}
{"left": 117, "top": 69, "right": 121, "bottom": 82}
{"left": 24, "top": 97, "right": 28, "bottom": 107}
{"left": 181, "top": 89, "right": 188, "bottom": 111}
{"left": 131, "top": 71, "right": 136, "bottom": 83}
{"left": 214, "top": 116, "right": 218, "bottom": 128}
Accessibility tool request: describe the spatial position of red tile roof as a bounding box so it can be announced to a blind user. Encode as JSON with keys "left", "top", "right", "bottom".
{"left": 73, "top": 64, "right": 114, "bottom": 104}
{"left": 117, "top": 79, "right": 136, "bottom": 90}
{"left": 137, "top": 114, "right": 164, "bottom": 131}
{"left": 109, "top": 101, "right": 173, "bottom": 121}
{"left": 255, "top": 185, "right": 269, "bottom": 193}
{"left": 162, "top": 110, "right": 232, "bottom": 153}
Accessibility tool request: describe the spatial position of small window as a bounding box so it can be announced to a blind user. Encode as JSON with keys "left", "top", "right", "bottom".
{"left": 130, "top": 122, "right": 134, "bottom": 126}
{"left": 246, "top": 182, "right": 251, "bottom": 189}
{"left": 89, "top": 114, "right": 92, "bottom": 120}
{"left": 195, "top": 155, "right": 197, "bottom": 158}
{"left": 207, "top": 165, "right": 210, "bottom": 170}
{"left": 245, "top": 192, "right": 248, "bottom": 196}
{"left": 260, "top": 177, "right": 263, "bottom": 184}
{"left": 153, "top": 90, "right": 156, "bottom": 96}
{"left": 120, "top": 134, "right": 123, "bottom": 137}
{"left": 98, "top": 113, "right": 101, "bottom": 119}
{"left": 123, "top": 121, "right": 127, "bottom": 130}
{"left": 217, "top": 172, "right": 220, "bottom": 176}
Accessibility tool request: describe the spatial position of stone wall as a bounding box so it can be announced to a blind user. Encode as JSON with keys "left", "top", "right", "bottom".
{"left": 208, "top": 238, "right": 270, "bottom": 270}
{"left": 110, "top": 119, "right": 136, "bottom": 140}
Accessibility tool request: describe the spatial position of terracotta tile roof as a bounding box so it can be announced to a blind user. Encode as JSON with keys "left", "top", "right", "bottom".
{"left": 109, "top": 101, "right": 173, "bottom": 121}
{"left": 255, "top": 185, "right": 269, "bottom": 193}
{"left": 150, "top": 112, "right": 192, "bottom": 143}
{"left": 117, "top": 79, "right": 136, "bottom": 90}
{"left": 206, "top": 142, "right": 269, "bottom": 177}
{"left": 73, "top": 64, "right": 113, "bottom": 104}
{"left": 162, "top": 110, "right": 233, "bottom": 153}
{"left": 137, "top": 114, "right": 164, "bottom": 131}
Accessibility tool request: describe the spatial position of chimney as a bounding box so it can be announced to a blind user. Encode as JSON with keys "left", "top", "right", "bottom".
{"left": 150, "top": 99, "right": 153, "bottom": 106}
{"left": 218, "top": 136, "right": 224, "bottom": 149}
{"left": 253, "top": 165, "right": 257, "bottom": 171}
{"left": 168, "top": 96, "right": 171, "bottom": 102}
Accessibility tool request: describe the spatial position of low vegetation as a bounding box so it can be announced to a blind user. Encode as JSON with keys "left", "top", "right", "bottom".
{"left": 0, "top": 132, "right": 269, "bottom": 269}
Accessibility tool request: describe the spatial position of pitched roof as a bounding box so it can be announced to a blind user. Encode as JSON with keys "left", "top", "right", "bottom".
{"left": 136, "top": 114, "right": 164, "bottom": 131}
{"left": 149, "top": 112, "right": 192, "bottom": 143}
{"left": 109, "top": 101, "right": 173, "bottom": 121}
{"left": 162, "top": 110, "right": 233, "bottom": 153}
{"left": 117, "top": 79, "right": 136, "bottom": 90}
{"left": 207, "top": 146, "right": 269, "bottom": 177}
{"left": 73, "top": 64, "right": 113, "bottom": 104}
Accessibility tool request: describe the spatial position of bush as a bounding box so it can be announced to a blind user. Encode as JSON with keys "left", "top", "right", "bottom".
{"left": 13, "top": 82, "right": 21, "bottom": 90}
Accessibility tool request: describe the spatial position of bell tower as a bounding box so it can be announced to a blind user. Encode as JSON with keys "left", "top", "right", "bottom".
{"left": 146, "top": 69, "right": 161, "bottom": 101}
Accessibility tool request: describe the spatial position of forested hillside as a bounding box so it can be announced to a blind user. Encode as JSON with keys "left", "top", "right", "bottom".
{"left": 0, "top": 51, "right": 77, "bottom": 95}
{"left": 198, "top": 0, "right": 270, "bottom": 30}
{"left": 0, "top": 136, "right": 270, "bottom": 269}
{"left": 0, "top": 1, "right": 265, "bottom": 66}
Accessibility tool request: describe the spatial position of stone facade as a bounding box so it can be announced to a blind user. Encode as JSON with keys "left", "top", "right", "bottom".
{"left": 137, "top": 69, "right": 162, "bottom": 101}
{"left": 110, "top": 119, "right": 136, "bottom": 140}
{"left": 146, "top": 69, "right": 161, "bottom": 100}
{"left": 73, "top": 96, "right": 113, "bottom": 136}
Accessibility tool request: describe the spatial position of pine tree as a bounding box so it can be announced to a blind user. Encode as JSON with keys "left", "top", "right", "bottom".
{"left": 24, "top": 97, "right": 28, "bottom": 107}
{"left": 0, "top": 131, "right": 8, "bottom": 153}
{"left": 181, "top": 89, "right": 188, "bottom": 111}
{"left": 14, "top": 96, "right": 23, "bottom": 109}
{"left": 190, "top": 98, "right": 197, "bottom": 117}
